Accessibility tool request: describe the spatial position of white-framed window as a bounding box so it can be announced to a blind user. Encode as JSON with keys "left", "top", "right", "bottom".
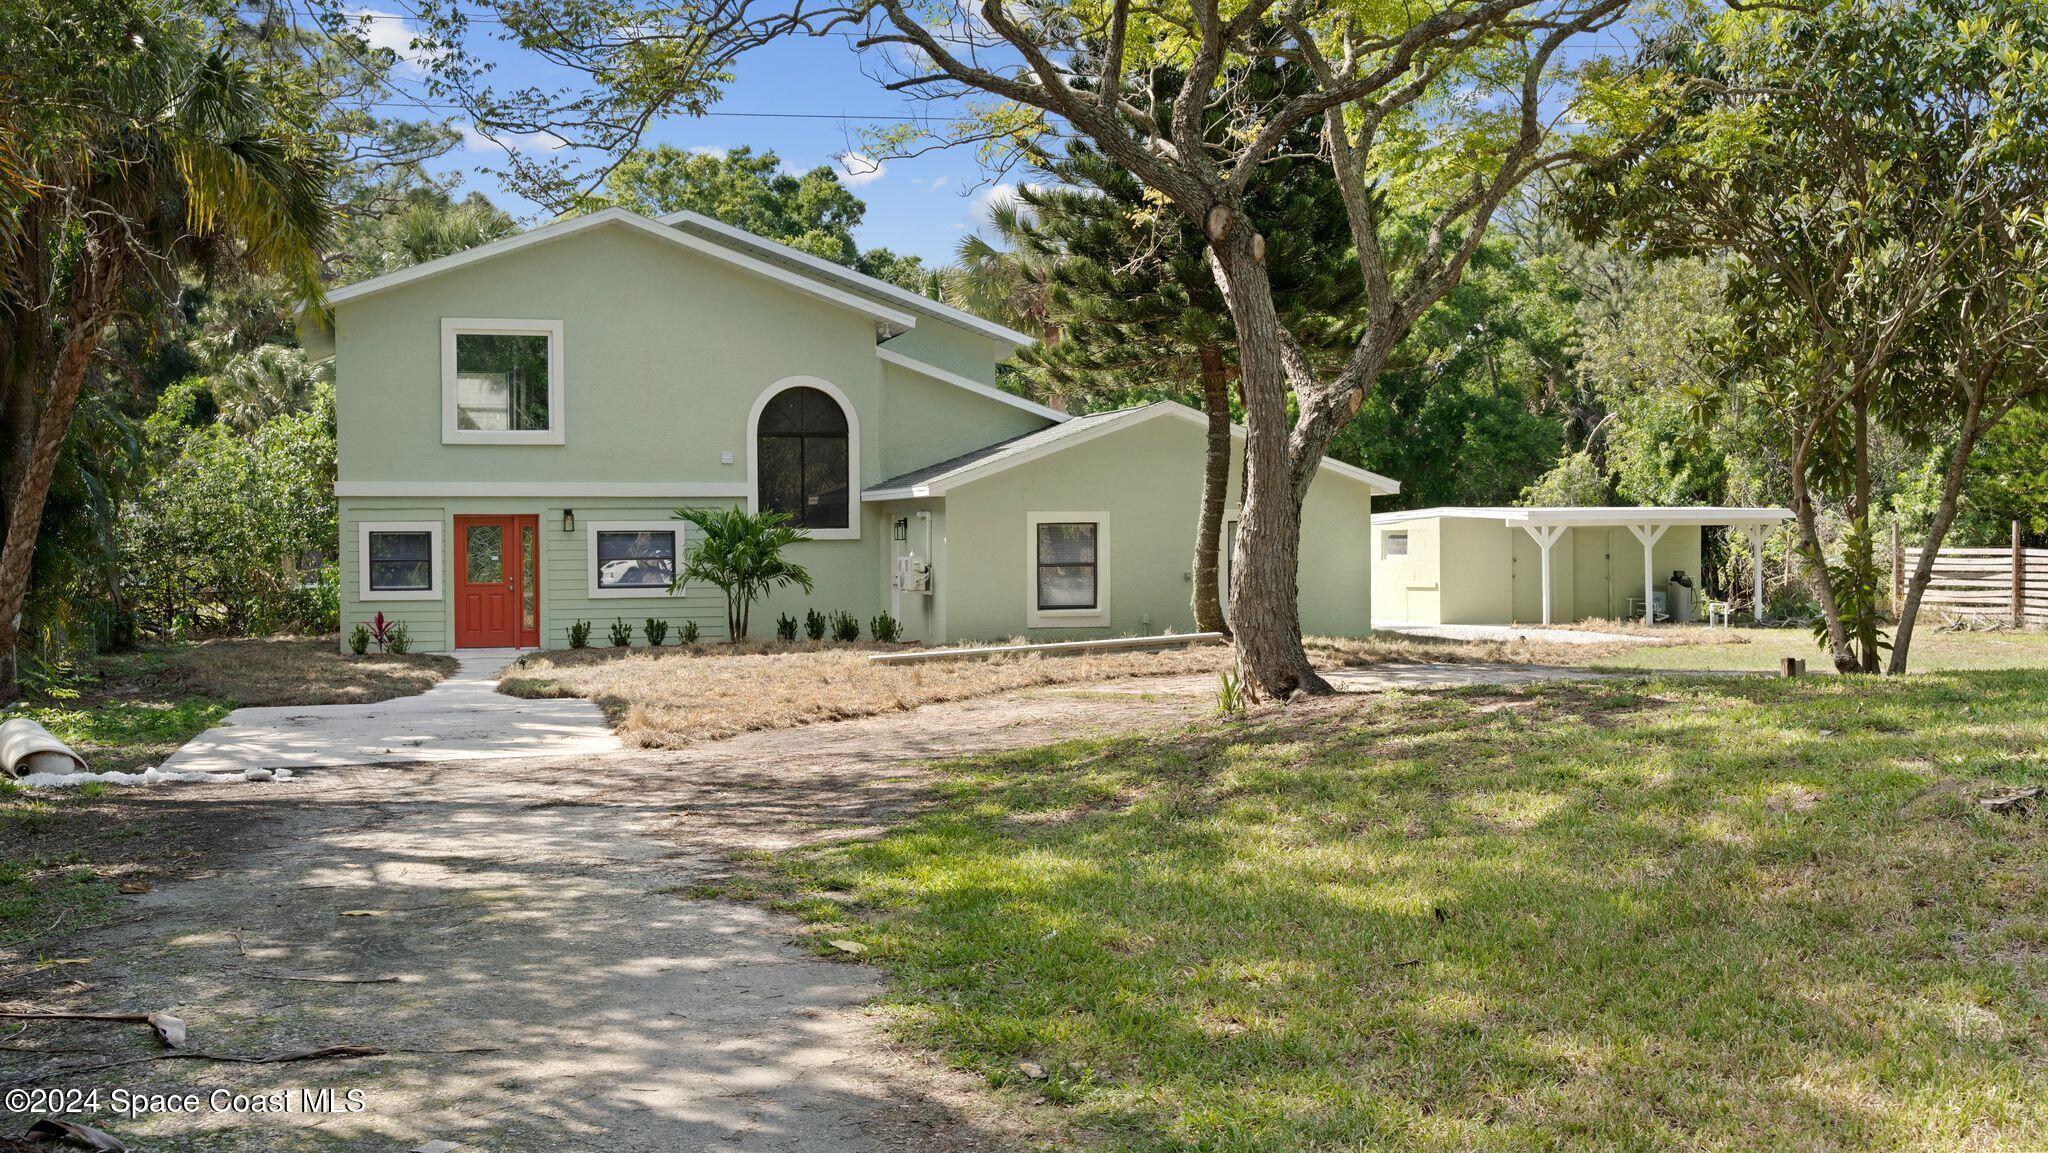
{"left": 747, "top": 376, "right": 860, "bottom": 541}
{"left": 587, "top": 521, "right": 684, "bottom": 598}
{"left": 1383, "top": 531, "right": 1409, "bottom": 559}
{"left": 441, "top": 318, "right": 565, "bottom": 444}
{"left": 359, "top": 520, "right": 442, "bottom": 601}
{"left": 1025, "top": 512, "right": 1110, "bottom": 628}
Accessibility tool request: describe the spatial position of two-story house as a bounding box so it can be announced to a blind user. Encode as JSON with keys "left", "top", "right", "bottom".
{"left": 303, "top": 206, "right": 1398, "bottom": 651}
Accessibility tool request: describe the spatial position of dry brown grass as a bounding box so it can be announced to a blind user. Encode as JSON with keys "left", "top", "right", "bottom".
{"left": 94, "top": 635, "right": 457, "bottom": 707}
{"left": 497, "top": 632, "right": 1660, "bottom": 748}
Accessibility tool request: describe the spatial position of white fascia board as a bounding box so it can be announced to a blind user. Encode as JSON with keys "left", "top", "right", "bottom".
{"left": 1373, "top": 505, "right": 1794, "bottom": 527}
{"left": 660, "top": 209, "right": 1035, "bottom": 347}
{"left": 1508, "top": 506, "right": 1795, "bottom": 527}
{"left": 863, "top": 399, "right": 1403, "bottom": 502}
{"left": 875, "top": 347, "right": 1068, "bottom": 423}
{"left": 324, "top": 209, "right": 919, "bottom": 331}
{"left": 336, "top": 481, "right": 750, "bottom": 499}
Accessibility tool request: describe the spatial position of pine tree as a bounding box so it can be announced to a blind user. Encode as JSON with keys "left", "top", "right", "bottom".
{"left": 1006, "top": 63, "right": 1361, "bottom": 634}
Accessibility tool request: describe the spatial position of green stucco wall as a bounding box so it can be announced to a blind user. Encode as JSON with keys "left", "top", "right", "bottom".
{"left": 939, "top": 413, "right": 1376, "bottom": 643}
{"left": 1371, "top": 516, "right": 1705, "bottom": 625}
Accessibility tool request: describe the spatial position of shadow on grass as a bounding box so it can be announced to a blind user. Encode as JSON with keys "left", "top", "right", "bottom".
{"left": 768, "top": 671, "right": 2048, "bottom": 1151}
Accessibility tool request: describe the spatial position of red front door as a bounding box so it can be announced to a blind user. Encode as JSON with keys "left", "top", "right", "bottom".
{"left": 455, "top": 515, "right": 539, "bottom": 648}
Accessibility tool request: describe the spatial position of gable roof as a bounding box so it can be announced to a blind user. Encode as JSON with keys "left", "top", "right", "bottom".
{"left": 321, "top": 207, "right": 920, "bottom": 332}
{"left": 863, "top": 400, "right": 1400, "bottom": 499}
{"left": 660, "top": 209, "right": 1035, "bottom": 349}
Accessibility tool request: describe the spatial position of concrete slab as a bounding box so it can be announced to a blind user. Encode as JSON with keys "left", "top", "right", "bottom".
{"left": 1373, "top": 619, "right": 1657, "bottom": 646}
{"left": 156, "top": 649, "right": 620, "bottom": 777}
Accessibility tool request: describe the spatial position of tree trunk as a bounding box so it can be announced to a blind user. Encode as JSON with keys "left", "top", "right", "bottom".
{"left": 0, "top": 281, "right": 112, "bottom": 696}
{"left": 1192, "top": 342, "right": 1232, "bottom": 638}
{"left": 1208, "top": 230, "right": 1328, "bottom": 700}
{"left": 1889, "top": 383, "right": 1992, "bottom": 675}
{"left": 1787, "top": 438, "right": 1858, "bottom": 673}
{"left": 1850, "top": 392, "right": 1879, "bottom": 673}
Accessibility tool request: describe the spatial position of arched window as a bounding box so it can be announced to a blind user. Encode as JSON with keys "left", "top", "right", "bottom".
{"left": 756, "top": 386, "right": 851, "bottom": 530}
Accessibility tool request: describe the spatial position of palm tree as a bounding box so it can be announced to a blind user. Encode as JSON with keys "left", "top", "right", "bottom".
{"left": 672, "top": 507, "right": 814, "bottom": 641}
{"left": 0, "top": 3, "right": 338, "bottom": 692}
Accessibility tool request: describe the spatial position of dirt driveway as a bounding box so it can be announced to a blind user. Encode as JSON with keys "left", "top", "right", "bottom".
{"left": 1, "top": 681, "right": 1213, "bottom": 1152}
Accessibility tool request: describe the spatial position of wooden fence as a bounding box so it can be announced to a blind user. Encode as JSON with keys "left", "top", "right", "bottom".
{"left": 1893, "top": 524, "right": 2048, "bottom": 627}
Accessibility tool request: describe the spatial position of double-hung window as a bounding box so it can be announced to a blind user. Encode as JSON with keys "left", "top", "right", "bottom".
{"left": 588, "top": 522, "right": 682, "bottom": 597}
{"left": 442, "top": 319, "right": 565, "bottom": 444}
{"left": 359, "top": 521, "right": 442, "bottom": 601}
{"left": 1026, "top": 513, "right": 1110, "bottom": 627}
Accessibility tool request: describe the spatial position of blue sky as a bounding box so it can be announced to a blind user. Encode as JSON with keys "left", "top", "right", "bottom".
{"left": 356, "top": 9, "right": 1024, "bottom": 265}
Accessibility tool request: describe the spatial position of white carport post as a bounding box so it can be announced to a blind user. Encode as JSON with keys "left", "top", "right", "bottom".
{"left": 1521, "top": 524, "right": 1567, "bottom": 625}
{"left": 1739, "top": 523, "right": 1769, "bottom": 623}
{"left": 1625, "top": 522, "right": 1669, "bottom": 624}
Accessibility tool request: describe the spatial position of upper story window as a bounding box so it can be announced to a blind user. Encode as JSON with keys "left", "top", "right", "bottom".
{"left": 753, "top": 382, "right": 856, "bottom": 537}
{"left": 1383, "top": 531, "right": 1409, "bottom": 559}
{"left": 441, "top": 319, "right": 565, "bottom": 445}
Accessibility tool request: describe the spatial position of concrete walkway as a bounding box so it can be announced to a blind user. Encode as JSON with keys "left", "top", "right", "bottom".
{"left": 1373, "top": 619, "right": 1658, "bottom": 646}
{"left": 156, "top": 649, "right": 620, "bottom": 778}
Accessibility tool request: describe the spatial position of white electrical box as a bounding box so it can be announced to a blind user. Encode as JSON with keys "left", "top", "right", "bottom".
{"left": 893, "top": 555, "right": 933, "bottom": 594}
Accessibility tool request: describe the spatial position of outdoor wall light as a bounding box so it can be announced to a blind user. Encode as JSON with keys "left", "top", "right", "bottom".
{"left": 894, "top": 517, "right": 909, "bottom": 541}
{"left": 562, "top": 508, "right": 575, "bottom": 533}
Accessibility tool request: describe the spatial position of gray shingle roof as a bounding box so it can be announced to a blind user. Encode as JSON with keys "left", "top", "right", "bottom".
{"left": 862, "top": 405, "right": 1144, "bottom": 496}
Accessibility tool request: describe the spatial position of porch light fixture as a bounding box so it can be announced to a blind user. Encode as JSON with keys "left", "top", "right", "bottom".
{"left": 894, "top": 517, "right": 909, "bottom": 542}
{"left": 562, "top": 508, "right": 575, "bottom": 533}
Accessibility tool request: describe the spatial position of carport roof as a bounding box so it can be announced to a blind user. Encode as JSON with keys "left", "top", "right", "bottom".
{"left": 1371, "top": 505, "right": 1793, "bottom": 528}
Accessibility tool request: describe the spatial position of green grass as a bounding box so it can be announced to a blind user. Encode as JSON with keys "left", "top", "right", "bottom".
{"left": 759, "top": 673, "right": 2048, "bottom": 1151}
{"left": 1593, "top": 628, "right": 2048, "bottom": 674}
{"left": 4, "top": 698, "right": 232, "bottom": 775}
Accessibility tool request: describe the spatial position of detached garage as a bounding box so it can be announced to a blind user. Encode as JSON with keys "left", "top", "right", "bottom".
{"left": 1371, "top": 506, "right": 1792, "bottom": 626}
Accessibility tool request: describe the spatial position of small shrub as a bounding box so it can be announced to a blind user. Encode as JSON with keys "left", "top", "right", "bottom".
{"left": 681, "top": 619, "right": 701, "bottom": 643}
{"left": 1217, "top": 669, "right": 1248, "bottom": 718}
{"left": 869, "top": 612, "right": 901, "bottom": 643}
{"left": 568, "top": 619, "right": 593, "bottom": 648}
{"left": 367, "top": 611, "right": 399, "bottom": 653}
{"left": 609, "top": 617, "right": 634, "bottom": 647}
{"left": 385, "top": 621, "right": 411, "bottom": 655}
{"left": 643, "top": 618, "right": 670, "bottom": 646}
{"left": 776, "top": 613, "right": 798, "bottom": 642}
{"left": 347, "top": 624, "right": 370, "bottom": 656}
{"left": 804, "top": 608, "right": 827, "bottom": 641}
{"left": 830, "top": 610, "right": 860, "bottom": 643}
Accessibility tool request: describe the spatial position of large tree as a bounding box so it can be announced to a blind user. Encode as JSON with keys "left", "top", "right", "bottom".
{"left": 581, "top": 144, "right": 936, "bottom": 291}
{"left": 1569, "top": 0, "right": 2048, "bottom": 673}
{"left": 386, "top": 0, "right": 1634, "bottom": 698}
{"left": 0, "top": 0, "right": 339, "bottom": 692}
{"left": 993, "top": 65, "right": 1362, "bottom": 635}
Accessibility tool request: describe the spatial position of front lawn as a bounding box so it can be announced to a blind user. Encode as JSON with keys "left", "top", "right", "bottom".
{"left": 753, "top": 673, "right": 2048, "bottom": 1151}
{"left": 499, "top": 632, "right": 1634, "bottom": 748}
{"left": 1591, "top": 627, "right": 2048, "bottom": 675}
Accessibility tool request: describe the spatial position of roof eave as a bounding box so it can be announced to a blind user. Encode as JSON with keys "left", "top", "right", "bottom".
{"left": 322, "top": 208, "right": 920, "bottom": 331}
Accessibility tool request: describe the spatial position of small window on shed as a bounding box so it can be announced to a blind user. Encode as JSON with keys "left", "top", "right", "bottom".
{"left": 1383, "top": 531, "right": 1410, "bottom": 559}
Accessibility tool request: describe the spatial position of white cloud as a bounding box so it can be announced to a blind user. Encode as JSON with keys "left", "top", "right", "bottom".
{"left": 834, "top": 153, "right": 887, "bottom": 186}
{"left": 969, "top": 182, "right": 1037, "bottom": 225}
{"left": 688, "top": 145, "right": 730, "bottom": 158}
{"left": 349, "top": 8, "right": 430, "bottom": 72}
{"left": 459, "top": 123, "right": 567, "bottom": 156}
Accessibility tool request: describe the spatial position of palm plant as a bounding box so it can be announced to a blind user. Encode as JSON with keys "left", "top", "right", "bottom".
{"left": 671, "top": 507, "right": 813, "bottom": 641}
{"left": 0, "top": 0, "right": 337, "bottom": 693}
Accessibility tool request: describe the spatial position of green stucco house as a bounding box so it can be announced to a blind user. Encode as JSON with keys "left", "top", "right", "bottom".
{"left": 306, "top": 206, "right": 1398, "bottom": 652}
